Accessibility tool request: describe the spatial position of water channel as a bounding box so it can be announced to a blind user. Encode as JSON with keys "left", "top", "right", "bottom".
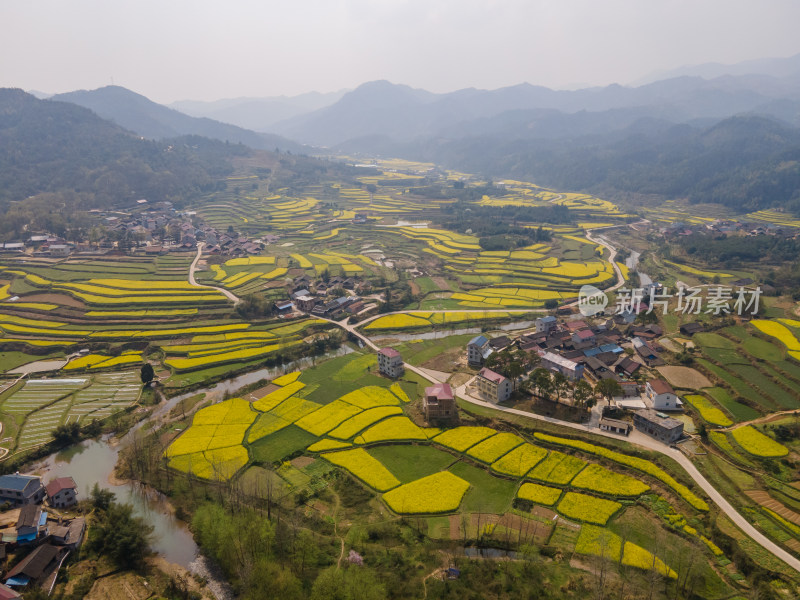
{"left": 372, "top": 320, "right": 535, "bottom": 343}
{"left": 30, "top": 346, "right": 354, "bottom": 597}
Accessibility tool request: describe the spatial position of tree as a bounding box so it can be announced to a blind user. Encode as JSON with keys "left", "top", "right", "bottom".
{"left": 87, "top": 499, "right": 153, "bottom": 570}
{"left": 52, "top": 422, "right": 81, "bottom": 445}
{"left": 532, "top": 368, "right": 553, "bottom": 400}
{"left": 573, "top": 379, "right": 593, "bottom": 409}
{"left": 552, "top": 372, "right": 569, "bottom": 403}
{"left": 140, "top": 363, "right": 155, "bottom": 385}
{"left": 595, "top": 379, "right": 622, "bottom": 406}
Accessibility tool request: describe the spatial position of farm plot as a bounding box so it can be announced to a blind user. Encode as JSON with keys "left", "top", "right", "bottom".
{"left": 1, "top": 378, "right": 86, "bottom": 416}
{"left": 16, "top": 396, "right": 73, "bottom": 450}
{"left": 67, "top": 372, "right": 143, "bottom": 422}
{"left": 683, "top": 394, "right": 733, "bottom": 427}
{"left": 730, "top": 426, "right": 789, "bottom": 458}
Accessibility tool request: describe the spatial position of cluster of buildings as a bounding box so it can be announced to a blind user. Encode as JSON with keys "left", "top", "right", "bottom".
{"left": 0, "top": 474, "right": 83, "bottom": 595}
{"left": 1, "top": 200, "right": 278, "bottom": 258}
{"left": 660, "top": 217, "right": 800, "bottom": 239}
{"left": 282, "top": 274, "right": 376, "bottom": 319}
{"left": 465, "top": 315, "right": 688, "bottom": 444}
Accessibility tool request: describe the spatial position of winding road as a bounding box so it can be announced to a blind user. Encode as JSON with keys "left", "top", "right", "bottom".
{"left": 188, "top": 243, "right": 241, "bottom": 305}
{"left": 318, "top": 224, "right": 800, "bottom": 574}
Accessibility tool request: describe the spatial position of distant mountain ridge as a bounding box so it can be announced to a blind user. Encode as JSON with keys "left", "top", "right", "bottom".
{"left": 268, "top": 73, "right": 800, "bottom": 147}
{"left": 51, "top": 86, "right": 306, "bottom": 153}
{"left": 170, "top": 90, "right": 348, "bottom": 132}
{"left": 0, "top": 88, "right": 246, "bottom": 218}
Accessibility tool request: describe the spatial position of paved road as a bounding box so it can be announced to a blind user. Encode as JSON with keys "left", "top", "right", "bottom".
{"left": 324, "top": 315, "right": 800, "bottom": 573}
{"left": 188, "top": 243, "right": 240, "bottom": 305}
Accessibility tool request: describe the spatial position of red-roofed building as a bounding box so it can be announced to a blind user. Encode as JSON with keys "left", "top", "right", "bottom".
{"left": 423, "top": 383, "right": 457, "bottom": 423}
{"left": 645, "top": 379, "right": 682, "bottom": 411}
{"left": 476, "top": 368, "right": 512, "bottom": 403}
{"left": 571, "top": 329, "right": 596, "bottom": 345}
{"left": 564, "top": 320, "right": 588, "bottom": 332}
{"left": 377, "top": 347, "right": 403, "bottom": 379}
{"left": 45, "top": 477, "right": 78, "bottom": 509}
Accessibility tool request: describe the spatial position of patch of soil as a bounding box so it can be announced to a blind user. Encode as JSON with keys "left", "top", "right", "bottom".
{"left": 449, "top": 372, "right": 472, "bottom": 388}
{"left": 503, "top": 394, "right": 587, "bottom": 424}
{"left": 421, "top": 347, "right": 464, "bottom": 373}
{"left": 432, "top": 277, "right": 450, "bottom": 291}
{"left": 292, "top": 456, "right": 315, "bottom": 469}
{"left": 246, "top": 383, "right": 278, "bottom": 402}
{"left": 409, "top": 280, "right": 421, "bottom": 295}
{"left": 656, "top": 365, "right": 711, "bottom": 389}
{"left": 449, "top": 514, "right": 463, "bottom": 540}
{"left": 532, "top": 505, "right": 557, "bottom": 521}
{"left": 19, "top": 293, "right": 86, "bottom": 308}
{"left": 745, "top": 490, "right": 800, "bottom": 525}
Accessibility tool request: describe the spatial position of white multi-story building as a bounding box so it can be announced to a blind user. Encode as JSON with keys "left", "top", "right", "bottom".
{"left": 645, "top": 379, "right": 682, "bottom": 411}
{"left": 476, "top": 367, "right": 512, "bottom": 403}
{"left": 535, "top": 316, "right": 557, "bottom": 334}
{"left": 467, "top": 335, "right": 492, "bottom": 367}
{"left": 377, "top": 347, "right": 404, "bottom": 379}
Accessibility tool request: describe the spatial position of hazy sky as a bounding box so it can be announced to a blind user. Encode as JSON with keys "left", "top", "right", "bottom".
{"left": 3, "top": 0, "right": 800, "bottom": 103}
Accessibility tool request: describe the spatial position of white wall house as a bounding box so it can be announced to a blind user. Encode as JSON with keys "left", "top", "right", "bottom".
{"left": 645, "top": 379, "right": 682, "bottom": 411}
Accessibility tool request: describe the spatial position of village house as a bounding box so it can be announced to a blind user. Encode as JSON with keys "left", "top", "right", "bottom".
{"left": 539, "top": 351, "right": 585, "bottom": 381}
{"left": 599, "top": 417, "right": 631, "bottom": 436}
{"left": 423, "top": 383, "right": 457, "bottom": 424}
{"left": 571, "top": 328, "right": 596, "bottom": 346}
{"left": 4, "top": 543, "right": 65, "bottom": 591}
{"left": 44, "top": 477, "right": 78, "bottom": 509}
{"left": 645, "top": 379, "right": 682, "bottom": 411}
{"left": 679, "top": 322, "right": 704, "bottom": 336}
{"left": 15, "top": 505, "right": 46, "bottom": 544}
{"left": 634, "top": 410, "right": 684, "bottom": 444}
{"left": 475, "top": 367, "right": 513, "bottom": 403}
{"left": 0, "top": 475, "right": 45, "bottom": 507}
{"left": 535, "top": 316, "right": 557, "bottom": 334}
{"left": 273, "top": 300, "right": 294, "bottom": 315}
{"left": 377, "top": 347, "right": 404, "bottom": 379}
{"left": 489, "top": 336, "right": 513, "bottom": 352}
{"left": 467, "top": 335, "right": 493, "bottom": 367}
{"left": 49, "top": 517, "right": 86, "bottom": 550}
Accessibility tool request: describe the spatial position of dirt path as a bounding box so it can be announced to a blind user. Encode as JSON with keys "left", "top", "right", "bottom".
{"left": 723, "top": 409, "right": 800, "bottom": 432}
{"left": 188, "top": 243, "right": 240, "bottom": 305}
{"left": 422, "top": 568, "right": 444, "bottom": 599}
{"left": 332, "top": 491, "right": 346, "bottom": 569}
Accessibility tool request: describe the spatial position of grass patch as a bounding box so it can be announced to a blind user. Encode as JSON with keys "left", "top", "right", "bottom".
{"left": 249, "top": 425, "right": 318, "bottom": 464}
{"left": 703, "top": 387, "right": 759, "bottom": 421}
{"left": 367, "top": 444, "right": 457, "bottom": 483}
{"left": 449, "top": 460, "right": 517, "bottom": 514}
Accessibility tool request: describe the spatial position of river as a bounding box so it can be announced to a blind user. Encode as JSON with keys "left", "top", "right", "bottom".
{"left": 371, "top": 320, "right": 536, "bottom": 343}
{"left": 626, "top": 250, "right": 652, "bottom": 286}
{"left": 29, "top": 346, "right": 354, "bottom": 597}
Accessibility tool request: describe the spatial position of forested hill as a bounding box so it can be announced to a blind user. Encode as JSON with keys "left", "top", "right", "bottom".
{"left": 0, "top": 88, "right": 248, "bottom": 214}
{"left": 51, "top": 86, "right": 306, "bottom": 153}
{"left": 399, "top": 115, "right": 800, "bottom": 214}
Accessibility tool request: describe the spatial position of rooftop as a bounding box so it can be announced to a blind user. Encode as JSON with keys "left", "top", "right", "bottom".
{"left": 379, "top": 347, "right": 401, "bottom": 359}
{"left": 478, "top": 367, "right": 507, "bottom": 384}
{"left": 45, "top": 477, "right": 77, "bottom": 498}
{"left": 637, "top": 409, "right": 683, "bottom": 430}
{"left": 0, "top": 474, "right": 39, "bottom": 492}
{"left": 540, "top": 351, "right": 581, "bottom": 371}
{"left": 468, "top": 335, "right": 489, "bottom": 347}
{"left": 425, "top": 383, "right": 454, "bottom": 401}
{"left": 647, "top": 379, "right": 675, "bottom": 396}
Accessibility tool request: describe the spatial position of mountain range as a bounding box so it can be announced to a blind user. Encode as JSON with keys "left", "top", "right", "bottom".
{"left": 21, "top": 52, "right": 800, "bottom": 214}
{"left": 50, "top": 86, "right": 305, "bottom": 153}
